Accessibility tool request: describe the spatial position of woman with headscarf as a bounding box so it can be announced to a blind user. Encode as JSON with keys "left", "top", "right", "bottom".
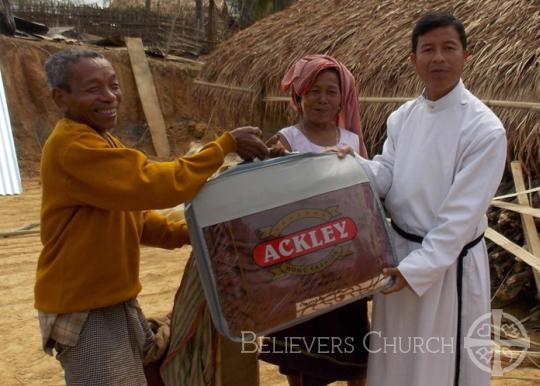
{"left": 261, "top": 54, "right": 369, "bottom": 386}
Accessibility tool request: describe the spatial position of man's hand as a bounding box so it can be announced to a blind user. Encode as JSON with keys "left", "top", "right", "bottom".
{"left": 382, "top": 267, "right": 409, "bottom": 294}
{"left": 324, "top": 145, "right": 355, "bottom": 158}
{"left": 230, "top": 127, "right": 269, "bottom": 160}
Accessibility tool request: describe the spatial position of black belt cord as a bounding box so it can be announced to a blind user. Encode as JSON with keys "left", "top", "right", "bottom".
{"left": 390, "top": 220, "right": 484, "bottom": 386}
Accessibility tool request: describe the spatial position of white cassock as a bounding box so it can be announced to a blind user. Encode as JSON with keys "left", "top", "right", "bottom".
{"left": 362, "top": 80, "right": 507, "bottom": 386}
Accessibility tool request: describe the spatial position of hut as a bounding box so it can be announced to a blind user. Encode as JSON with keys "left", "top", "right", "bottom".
{"left": 194, "top": 0, "right": 540, "bottom": 175}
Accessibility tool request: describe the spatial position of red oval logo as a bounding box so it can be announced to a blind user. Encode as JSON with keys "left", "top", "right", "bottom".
{"left": 253, "top": 217, "right": 357, "bottom": 267}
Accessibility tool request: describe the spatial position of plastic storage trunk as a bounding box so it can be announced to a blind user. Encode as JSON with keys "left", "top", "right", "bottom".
{"left": 185, "top": 153, "right": 397, "bottom": 341}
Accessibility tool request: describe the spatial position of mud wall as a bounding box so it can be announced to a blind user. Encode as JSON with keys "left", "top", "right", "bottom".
{"left": 0, "top": 36, "right": 202, "bottom": 175}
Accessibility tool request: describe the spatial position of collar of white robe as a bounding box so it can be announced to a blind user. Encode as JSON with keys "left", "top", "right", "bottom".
{"left": 420, "top": 79, "right": 467, "bottom": 113}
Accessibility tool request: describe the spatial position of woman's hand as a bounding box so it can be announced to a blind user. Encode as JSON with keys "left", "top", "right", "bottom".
{"left": 324, "top": 145, "right": 355, "bottom": 158}
{"left": 266, "top": 134, "right": 290, "bottom": 158}
{"left": 382, "top": 267, "right": 409, "bottom": 294}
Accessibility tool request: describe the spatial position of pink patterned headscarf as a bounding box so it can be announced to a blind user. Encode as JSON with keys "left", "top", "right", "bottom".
{"left": 281, "top": 54, "right": 367, "bottom": 156}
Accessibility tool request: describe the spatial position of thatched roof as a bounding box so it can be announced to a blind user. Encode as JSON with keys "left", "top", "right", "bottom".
{"left": 195, "top": 0, "right": 540, "bottom": 175}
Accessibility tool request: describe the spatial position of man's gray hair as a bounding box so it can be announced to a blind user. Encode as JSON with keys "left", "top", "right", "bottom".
{"left": 44, "top": 48, "right": 105, "bottom": 90}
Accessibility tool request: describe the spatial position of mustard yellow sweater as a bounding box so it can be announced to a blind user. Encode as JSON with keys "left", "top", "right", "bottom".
{"left": 35, "top": 118, "right": 236, "bottom": 313}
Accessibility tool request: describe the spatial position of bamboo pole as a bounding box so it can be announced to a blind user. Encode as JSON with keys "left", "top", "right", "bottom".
{"left": 262, "top": 96, "right": 414, "bottom": 103}
{"left": 0, "top": 222, "right": 40, "bottom": 238}
{"left": 262, "top": 96, "right": 288, "bottom": 102}
{"left": 493, "top": 186, "right": 540, "bottom": 200}
{"left": 261, "top": 95, "right": 540, "bottom": 110}
{"left": 491, "top": 201, "right": 540, "bottom": 218}
{"left": 0, "top": 229, "right": 40, "bottom": 238}
{"left": 195, "top": 79, "right": 540, "bottom": 110}
{"left": 510, "top": 161, "right": 540, "bottom": 299}
{"left": 359, "top": 97, "right": 412, "bottom": 104}
{"left": 165, "top": 54, "right": 205, "bottom": 66}
{"left": 194, "top": 80, "right": 256, "bottom": 93}
{"left": 483, "top": 99, "right": 540, "bottom": 111}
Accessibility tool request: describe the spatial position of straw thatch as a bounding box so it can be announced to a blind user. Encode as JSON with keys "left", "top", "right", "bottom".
{"left": 195, "top": 0, "right": 540, "bottom": 175}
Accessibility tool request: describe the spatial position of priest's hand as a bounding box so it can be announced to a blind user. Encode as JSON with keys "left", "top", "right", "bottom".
{"left": 382, "top": 267, "right": 409, "bottom": 294}
{"left": 324, "top": 145, "right": 354, "bottom": 158}
{"left": 230, "top": 126, "right": 269, "bottom": 160}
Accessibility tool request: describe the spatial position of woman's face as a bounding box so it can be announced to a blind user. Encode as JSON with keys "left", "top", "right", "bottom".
{"left": 300, "top": 70, "right": 341, "bottom": 126}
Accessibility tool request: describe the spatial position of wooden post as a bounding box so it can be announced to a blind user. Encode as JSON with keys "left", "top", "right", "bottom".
{"left": 206, "top": 0, "right": 216, "bottom": 48}
{"left": 0, "top": 0, "right": 16, "bottom": 35}
{"left": 510, "top": 160, "right": 540, "bottom": 299}
{"left": 216, "top": 335, "right": 259, "bottom": 386}
{"left": 195, "top": 0, "right": 203, "bottom": 32}
{"left": 125, "top": 37, "right": 170, "bottom": 158}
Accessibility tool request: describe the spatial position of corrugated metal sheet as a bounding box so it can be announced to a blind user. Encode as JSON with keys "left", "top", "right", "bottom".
{"left": 0, "top": 66, "right": 22, "bottom": 195}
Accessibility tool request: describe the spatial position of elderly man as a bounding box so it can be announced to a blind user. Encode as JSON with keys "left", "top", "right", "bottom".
{"left": 362, "top": 12, "right": 507, "bottom": 386}
{"left": 35, "top": 48, "right": 268, "bottom": 385}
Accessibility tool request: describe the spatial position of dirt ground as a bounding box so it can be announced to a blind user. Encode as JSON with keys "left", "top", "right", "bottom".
{"left": 0, "top": 178, "right": 539, "bottom": 386}
{"left": 0, "top": 177, "right": 290, "bottom": 386}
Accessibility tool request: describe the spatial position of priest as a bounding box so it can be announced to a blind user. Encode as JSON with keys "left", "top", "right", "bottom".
{"left": 362, "top": 11, "right": 507, "bottom": 386}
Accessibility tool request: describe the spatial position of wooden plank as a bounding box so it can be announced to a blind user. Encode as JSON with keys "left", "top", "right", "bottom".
{"left": 125, "top": 37, "right": 170, "bottom": 157}
{"left": 491, "top": 200, "right": 540, "bottom": 218}
{"left": 491, "top": 376, "right": 540, "bottom": 382}
{"left": 510, "top": 160, "right": 540, "bottom": 298}
{"left": 485, "top": 228, "right": 540, "bottom": 272}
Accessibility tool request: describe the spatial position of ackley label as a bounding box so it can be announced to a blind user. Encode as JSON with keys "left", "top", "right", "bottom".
{"left": 253, "top": 207, "right": 357, "bottom": 271}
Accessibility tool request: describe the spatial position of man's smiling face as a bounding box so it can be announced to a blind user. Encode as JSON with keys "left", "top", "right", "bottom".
{"left": 54, "top": 57, "right": 122, "bottom": 132}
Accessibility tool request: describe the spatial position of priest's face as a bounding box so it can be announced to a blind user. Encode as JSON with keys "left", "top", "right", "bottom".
{"left": 410, "top": 26, "right": 469, "bottom": 101}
